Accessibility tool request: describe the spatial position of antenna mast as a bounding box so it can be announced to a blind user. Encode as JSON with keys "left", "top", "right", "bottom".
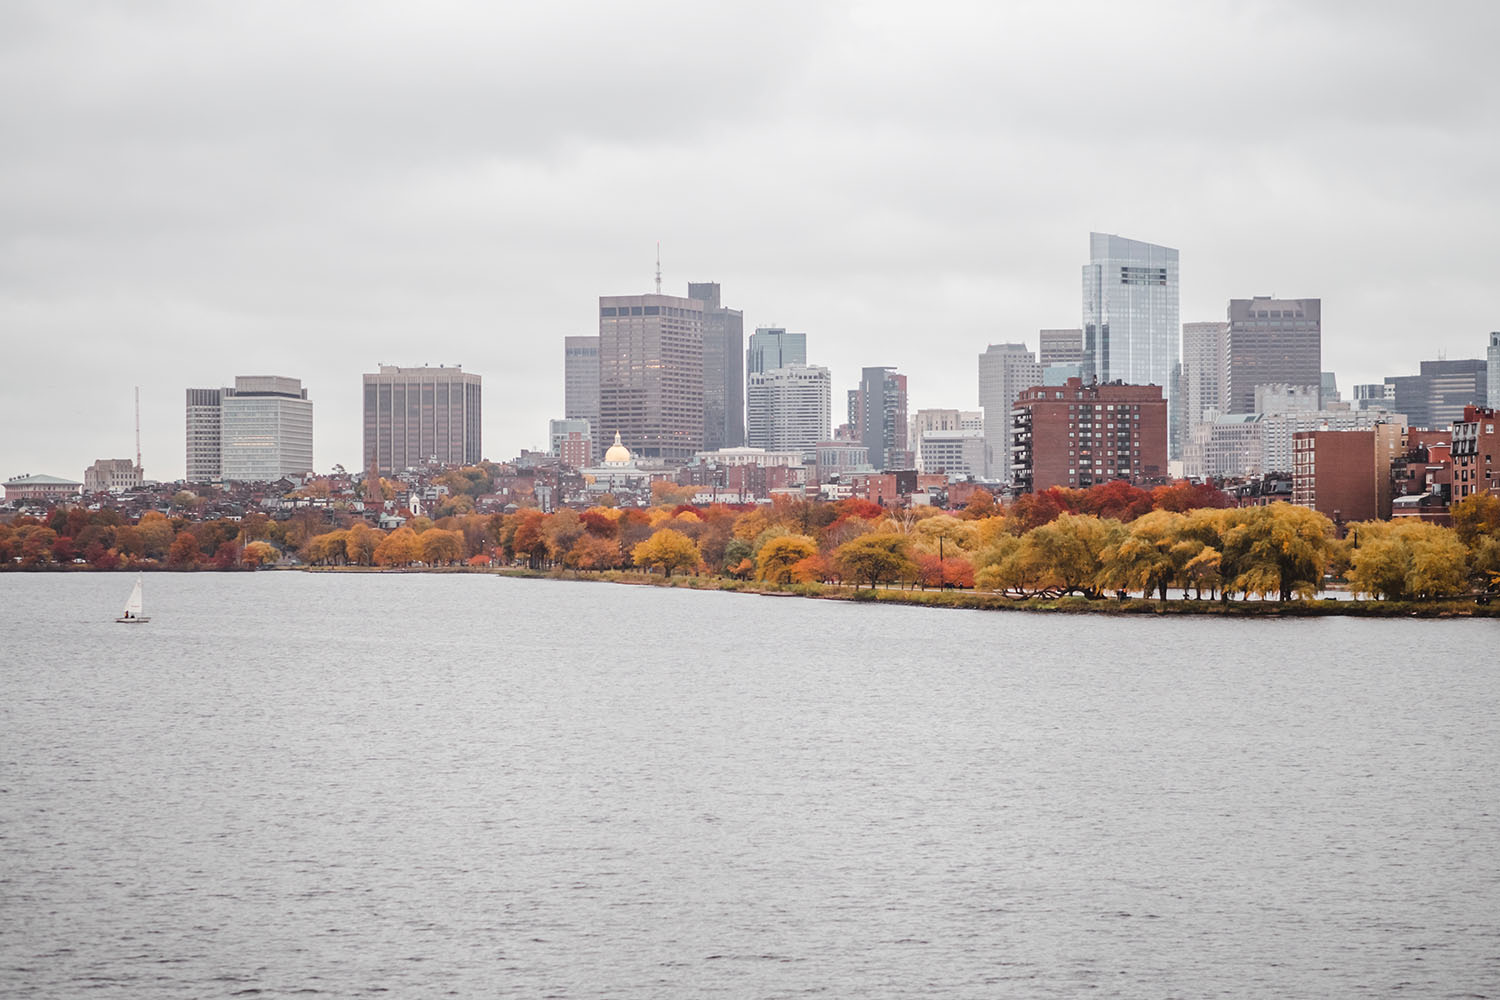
{"left": 655, "top": 241, "right": 662, "bottom": 294}
{"left": 134, "top": 386, "right": 143, "bottom": 475}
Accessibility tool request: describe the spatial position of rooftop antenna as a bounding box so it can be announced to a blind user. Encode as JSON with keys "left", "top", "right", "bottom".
{"left": 134, "top": 386, "right": 143, "bottom": 475}
{"left": 654, "top": 241, "right": 662, "bottom": 294}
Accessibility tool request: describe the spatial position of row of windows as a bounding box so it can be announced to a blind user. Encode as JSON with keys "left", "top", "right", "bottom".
{"left": 601, "top": 306, "right": 702, "bottom": 318}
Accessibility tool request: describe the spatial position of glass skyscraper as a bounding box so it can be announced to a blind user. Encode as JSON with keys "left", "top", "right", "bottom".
{"left": 1082, "top": 233, "right": 1179, "bottom": 460}
{"left": 1082, "top": 233, "right": 1179, "bottom": 392}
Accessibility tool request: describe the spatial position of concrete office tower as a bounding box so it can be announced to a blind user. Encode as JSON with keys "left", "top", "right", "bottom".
{"left": 1488, "top": 333, "right": 1500, "bottom": 407}
{"left": 185, "top": 388, "right": 224, "bottom": 482}
{"left": 564, "top": 336, "right": 600, "bottom": 460}
{"left": 978, "top": 343, "right": 1041, "bottom": 483}
{"left": 688, "top": 282, "right": 745, "bottom": 451}
{"left": 848, "top": 367, "right": 909, "bottom": 471}
{"left": 598, "top": 293, "right": 704, "bottom": 462}
{"left": 220, "top": 376, "right": 314, "bottom": 482}
{"left": 1039, "top": 329, "right": 1084, "bottom": 367}
{"left": 1225, "top": 297, "right": 1321, "bottom": 413}
{"left": 362, "top": 365, "right": 481, "bottom": 474}
{"left": 1384, "top": 359, "right": 1489, "bottom": 430}
{"left": 1181, "top": 321, "right": 1229, "bottom": 432}
{"left": 1082, "top": 232, "right": 1179, "bottom": 391}
{"left": 746, "top": 365, "right": 831, "bottom": 451}
{"left": 747, "top": 328, "right": 807, "bottom": 376}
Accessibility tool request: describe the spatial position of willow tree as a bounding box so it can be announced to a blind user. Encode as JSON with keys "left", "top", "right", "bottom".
{"left": 1099, "top": 509, "right": 1186, "bottom": 602}
{"left": 1347, "top": 520, "right": 1469, "bottom": 600}
{"left": 1220, "top": 503, "right": 1333, "bottom": 601}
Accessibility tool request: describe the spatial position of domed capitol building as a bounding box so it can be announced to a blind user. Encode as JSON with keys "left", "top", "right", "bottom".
{"left": 580, "top": 431, "right": 656, "bottom": 495}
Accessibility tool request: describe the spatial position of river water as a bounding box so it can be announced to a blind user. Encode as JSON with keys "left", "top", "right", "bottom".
{"left": 2, "top": 573, "right": 1497, "bottom": 998}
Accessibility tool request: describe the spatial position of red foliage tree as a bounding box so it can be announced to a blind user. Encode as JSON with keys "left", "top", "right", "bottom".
{"left": 1150, "top": 480, "right": 1232, "bottom": 513}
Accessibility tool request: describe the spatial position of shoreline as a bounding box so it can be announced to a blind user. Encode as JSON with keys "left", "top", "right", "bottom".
{"left": 8, "top": 563, "right": 1494, "bottom": 617}
{"left": 304, "top": 565, "right": 1500, "bottom": 618}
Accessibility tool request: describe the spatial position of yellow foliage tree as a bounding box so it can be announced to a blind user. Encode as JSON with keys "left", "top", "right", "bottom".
{"left": 756, "top": 534, "right": 818, "bottom": 584}
{"left": 631, "top": 528, "right": 702, "bottom": 577}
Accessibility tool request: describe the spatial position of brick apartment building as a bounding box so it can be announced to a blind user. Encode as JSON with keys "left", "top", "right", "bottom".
{"left": 1011, "top": 378, "right": 1167, "bottom": 492}
{"left": 1452, "top": 406, "right": 1499, "bottom": 502}
{"left": 1291, "top": 424, "right": 1404, "bottom": 523}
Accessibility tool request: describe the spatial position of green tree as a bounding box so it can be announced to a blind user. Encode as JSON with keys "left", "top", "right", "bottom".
{"left": 834, "top": 532, "right": 915, "bottom": 590}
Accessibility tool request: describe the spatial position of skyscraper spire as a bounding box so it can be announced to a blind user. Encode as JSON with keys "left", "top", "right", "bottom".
{"left": 655, "top": 241, "right": 662, "bottom": 294}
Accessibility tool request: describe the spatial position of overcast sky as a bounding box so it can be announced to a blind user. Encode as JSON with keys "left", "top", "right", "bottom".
{"left": 3, "top": 0, "right": 1497, "bottom": 482}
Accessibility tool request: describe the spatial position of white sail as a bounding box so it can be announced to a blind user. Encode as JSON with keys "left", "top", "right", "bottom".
{"left": 122, "top": 577, "right": 144, "bottom": 618}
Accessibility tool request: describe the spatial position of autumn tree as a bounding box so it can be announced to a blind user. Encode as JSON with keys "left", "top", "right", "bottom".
{"left": 373, "top": 526, "right": 422, "bottom": 567}
{"left": 1099, "top": 509, "right": 1187, "bottom": 601}
{"left": 241, "top": 540, "right": 279, "bottom": 568}
{"left": 167, "top": 531, "right": 201, "bottom": 569}
{"left": 756, "top": 534, "right": 818, "bottom": 584}
{"left": 1347, "top": 520, "right": 1469, "bottom": 600}
{"left": 345, "top": 522, "right": 382, "bottom": 565}
{"left": 420, "top": 528, "right": 465, "bottom": 566}
{"left": 834, "top": 532, "right": 915, "bottom": 590}
{"left": 631, "top": 528, "right": 702, "bottom": 577}
{"left": 1220, "top": 503, "right": 1333, "bottom": 601}
{"left": 566, "top": 534, "right": 623, "bottom": 571}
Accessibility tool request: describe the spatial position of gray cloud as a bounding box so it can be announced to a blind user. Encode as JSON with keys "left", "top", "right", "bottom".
{"left": 3, "top": 0, "right": 1497, "bottom": 481}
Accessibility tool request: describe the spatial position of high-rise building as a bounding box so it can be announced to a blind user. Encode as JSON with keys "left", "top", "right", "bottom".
{"left": 1082, "top": 232, "right": 1179, "bottom": 396}
{"left": 746, "top": 365, "right": 831, "bottom": 451}
{"left": 186, "top": 377, "right": 315, "bottom": 483}
{"left": 564, "top": 336, "right": 600, "bottom": 460}
{"left": 688, "top": 282, "right": 745, "bottom": 451}
{"left": 598, "top": 293, "right": 705, "bottom": 462}
{"left": 1225, "top": 297, "right": 1322, "bottom": 413}
{"left": 1488, "top": 333, "right": 1500, "bottom": 408}
{"left": 362, "top": 365, "right": 481, "bottom": 474}
{"left": 1039, "top": 329, "right": 1084, "bottom": 367}
{"left": 1181, "top": 321, "right": 1229, "bottom": 431}
{"left": 848, "top": 367, "right": 909, "bottom": 471}
{"left": 747, "top": 328, "right": 807, "bottom": 376}
{"left": 1012, "top": 378, "right": 1167, "bottom": 492}
{"left": 977, "top": 343, "right": 1041, "bottom": 483}
{"left": 222, "top": 377, "right": 314, "bottom": 482}
{"left": 1384, "top": 359, "right": 1489, "bottom": 430}
{"left": 185, "top": 388, "right": 224, "bottom": 482}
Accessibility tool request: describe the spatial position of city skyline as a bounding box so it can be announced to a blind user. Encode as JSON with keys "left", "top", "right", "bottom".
{"left": 3, "top": 3, "right": 1498, "bottom": 480}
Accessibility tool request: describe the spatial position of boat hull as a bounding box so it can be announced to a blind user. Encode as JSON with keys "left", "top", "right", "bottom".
{"left": 115, "top": 617, "right": 151, "bottom": 624}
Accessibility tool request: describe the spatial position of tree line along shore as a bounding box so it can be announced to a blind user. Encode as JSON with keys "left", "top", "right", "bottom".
{"left": 4, "top": 479, "right": 1498, "bottom": 614}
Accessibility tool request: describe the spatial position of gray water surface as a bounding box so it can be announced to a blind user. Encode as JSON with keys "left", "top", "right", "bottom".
{"left": 2, "top": 573, "right": 1497, "bottom": 998}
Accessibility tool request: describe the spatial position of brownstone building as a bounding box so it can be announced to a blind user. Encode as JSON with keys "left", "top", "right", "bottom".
{"left": 1291, "top": 423, "right": 1404, "bottom": 523}
{"left": 1452, "top": 406, "right": 1499, "bottom": 502}
{"left": 1011, "top": 378, "right": 1167, "bottom": 492}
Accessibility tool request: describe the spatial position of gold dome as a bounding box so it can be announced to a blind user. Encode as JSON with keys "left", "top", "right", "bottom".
{"left": 603, "top": 430, "right": 632, "bottom": 464}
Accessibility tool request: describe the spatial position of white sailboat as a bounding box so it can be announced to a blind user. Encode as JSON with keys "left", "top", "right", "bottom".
{"left": 116, "top": 575, "right": 150, "bottom": 624}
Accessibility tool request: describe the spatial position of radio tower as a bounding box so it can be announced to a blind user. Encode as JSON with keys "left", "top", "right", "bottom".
{"left": 654, "top": 241, "right": 662, "bottom": 294}
{"left": 134, "top": 386, "right": 143, "bottom": 477}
